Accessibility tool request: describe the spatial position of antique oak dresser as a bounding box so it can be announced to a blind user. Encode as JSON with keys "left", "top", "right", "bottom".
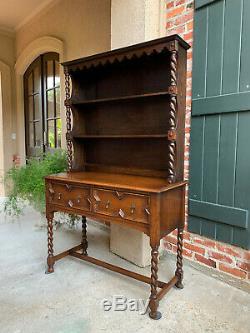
{"left": 45, "top": 35, "right": 190, "bottom": 320}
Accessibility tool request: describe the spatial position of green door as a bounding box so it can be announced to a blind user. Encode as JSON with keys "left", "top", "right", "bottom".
{"left": 189, "top": 0, "right": 250, "bottom": 249}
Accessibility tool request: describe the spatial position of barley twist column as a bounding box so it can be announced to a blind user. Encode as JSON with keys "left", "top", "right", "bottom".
{"left": 64, "top": 67, "right": 73, "bottom": 171}
{"left": 46, "top": 214, "right": 54, "bottom": 274}
{"left": 149, "top": 245, "right": 161, "bottom": 320}
{"left": 168, "top": 50, "right": 178, "bottom": 184}
{"left": 175, "top": 227, "right": 184, "bottom": 289}
{"left": 81, "top": 216, "right": 88, "bottom": 255}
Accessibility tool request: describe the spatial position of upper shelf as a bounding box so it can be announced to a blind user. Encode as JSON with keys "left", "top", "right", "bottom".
{"left": 62, "top": 35, "right": 190, "bottom": 72}
{"left": 70, "top": 91, "right": 172, "bottom": 106}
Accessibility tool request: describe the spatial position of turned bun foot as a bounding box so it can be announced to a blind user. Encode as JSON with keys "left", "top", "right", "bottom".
{"left": 45, "top": 267, "right": 54, "bottom": 274}
{"left": 149, "top": 311, "right": 162, "bottom": 320}
{"left": 175, "top": 281, "right": 184, "bottom": 289}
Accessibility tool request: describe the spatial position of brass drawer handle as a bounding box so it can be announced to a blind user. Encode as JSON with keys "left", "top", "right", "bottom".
{"left": 119, "top": 209, "right": 125, "bottom": 218}
{"left": 145, "top": 208, "right": 150, "bottom": 215}
{"left": 58, "top": 193, "right": 62, "bottom": 200}
{"left": 130, "top": 203, "right": 136, "bottom": 214}
{"left": 93, "top": 191, "right": 101, "bottom": 202}
{"left": 105, "top": 200, "right": 110, "bottom": 209}
{"left": 48, "top": 186, "right": 55, "bottom": 194}
{"left": 65, "top": 184, "right": 72, "bottom": 191}
{"left": 68, "top": 200, "right": 74, "bottom": 207}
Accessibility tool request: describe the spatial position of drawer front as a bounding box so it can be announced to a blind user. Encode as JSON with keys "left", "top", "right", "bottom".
{"left": 47, "top": 182, "right": 91, "bottom": 211}
{"left": 92, "top": 189, "right": 150, "bottom": 224}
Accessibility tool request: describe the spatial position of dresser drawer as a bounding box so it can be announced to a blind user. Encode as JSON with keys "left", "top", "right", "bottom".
{"left": 92, "top": 188, "right": 150, "bottom": 224}
{"left": 47, "top": 182, "right": 91, "bottom": 211}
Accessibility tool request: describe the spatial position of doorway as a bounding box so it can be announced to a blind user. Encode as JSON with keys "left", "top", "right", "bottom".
{"left": 24, "top": 52, "right": 61, "bottom": 159}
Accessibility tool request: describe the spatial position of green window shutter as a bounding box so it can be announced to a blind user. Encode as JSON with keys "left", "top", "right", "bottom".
{"left": 189, "top": 0, "right": 250, "bottom": 249}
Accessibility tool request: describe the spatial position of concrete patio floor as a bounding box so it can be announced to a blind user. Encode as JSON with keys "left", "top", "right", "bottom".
{"left": 0, "top": 207, "right": 249, "bottom": 333}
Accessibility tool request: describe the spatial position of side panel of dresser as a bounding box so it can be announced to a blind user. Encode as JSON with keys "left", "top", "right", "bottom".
{"left": 160, "top": 185, "right": 186, "bottom": 238}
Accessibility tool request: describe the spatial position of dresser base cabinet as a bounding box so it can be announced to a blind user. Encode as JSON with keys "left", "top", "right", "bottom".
{"left": 45, "top": 172, "right": 186, "bottom": 320}
{"left": 45, "top": 35, "right": 189, "bottom": 320}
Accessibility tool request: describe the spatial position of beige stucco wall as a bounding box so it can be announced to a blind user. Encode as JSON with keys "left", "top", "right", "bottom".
{"left": 13, "top": 0, "right": 111, "bottom": 166}
{"left": 16, "top": 0, "right": 111, "bottom": 62}
{"left": 0, "top": 31, "right": 15, "bottom": 196}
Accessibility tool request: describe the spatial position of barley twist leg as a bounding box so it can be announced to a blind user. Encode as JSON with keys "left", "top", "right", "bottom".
{"left": 81, "top": 216, "right": 88, "bottom": 255}
{"left": 149, "top": 245, "right": 162, "bottom": 320}
{"left": 175, "top": 227, "right": 184, "bottom": 289}
{"left": 46, "top": 214, "right": 55, "bottom": 274}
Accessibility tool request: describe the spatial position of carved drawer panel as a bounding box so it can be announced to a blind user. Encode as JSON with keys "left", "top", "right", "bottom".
{"left": 48, "top": 182, "right": 91, "bottom": 211}
{"left": 92, "top": 189, "right": 150, "bottom": 224}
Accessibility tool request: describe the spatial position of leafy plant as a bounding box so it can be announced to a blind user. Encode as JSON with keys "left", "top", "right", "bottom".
{"left": 4, "top": 151, "right": 67, "bottom": 217}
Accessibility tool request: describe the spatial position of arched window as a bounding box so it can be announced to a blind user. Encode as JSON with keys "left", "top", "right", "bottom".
{"left": 24, "top": 52, "right": 61, "bottom": 159}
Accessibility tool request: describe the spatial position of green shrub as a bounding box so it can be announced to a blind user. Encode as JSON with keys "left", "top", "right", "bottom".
{"left": 4, "top": 150, "right": 67, "bottom": 216}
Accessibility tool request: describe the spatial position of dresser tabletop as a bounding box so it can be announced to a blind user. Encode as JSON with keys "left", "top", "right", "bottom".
{"left": 46, "top": 171, "right": 186, "bottom": 194}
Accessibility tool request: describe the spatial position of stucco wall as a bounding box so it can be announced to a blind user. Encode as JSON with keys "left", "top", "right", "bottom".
{"left": 0, "top": 31, "right": 15, "bottom": 196}
{"left": 13, "top": 0, "right": 111, "bottom": 166}
{"left": 15, "top": 0, "right": 111, "bottom": 62}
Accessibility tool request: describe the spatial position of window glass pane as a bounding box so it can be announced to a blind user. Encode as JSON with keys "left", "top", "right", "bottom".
{"left": 56, "top": 119, "right": 62, "bottom": 148}
{"left": 34, "top": 66, "right": 40, "bottom": 94}
{"left": 48, "top": 120, "right": 55, "bottom": 148}
{"left": 28, "top": 96, "right": 33, "bottom": 121}
{"left": 28, "top": 73, "right": 33, "bottom": 95}
{"left": 29, "top": 122, "right": 34, "bottom": 147}
{"left": 47, "top": 90, "right": 54, "bottom": 118}
{"left": 55, "top": 61, "right": 60, "bottom": 86}
{"left": 34, "top": 122, "right": 42, "bottom": 147}
{"left": 55, "top": 88, "right": 60, "bottom": 116}
{"left": 47, "top": 60, "right": 54, "bottom": 89}
{"left": 34, "top": 94, "right": 40, "bottom": 120}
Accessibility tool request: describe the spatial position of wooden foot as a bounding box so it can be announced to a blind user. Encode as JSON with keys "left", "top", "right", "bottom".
{"left": 149, "top": 245, "right": 161, "bottom": 319}
{"left": 46, "top": 213, "right": 55, "bottom": 274}
{"left": 81, "top": 216, "right": 88, "bottom": 255}
{"left": 175, "top": 227, "right": 184, "bottom": 289}
{"left": 149, "top": 310, "right": 162, "bottom": 320}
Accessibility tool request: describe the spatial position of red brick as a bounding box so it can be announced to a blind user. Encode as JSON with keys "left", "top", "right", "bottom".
{"left": 168, "top": 25, "right": 185, "bottom": 36}
{"left": 166, "top": 21, "right": 174, "bottom": 29}
{"left": 164, "top": 241, "right": 172, "bottom": 251}
{"left": 183, "top": 248, "right": 192, "bottom": 258}
{"left": 218, "top": 263, "right": 247, "bottom": 279}
{"left": 167, "top": 1, "right": 175, "bottom": 9}
{"left": 184, "top": 242, "right": 205, "bottom": 255}
{"left": 195, "top": 254, "right": 216, "bottom": 268}
{"left": 236, "top": 261, "right": 250, "bottom": 272}
{"left": 165, "top": 235, "right": 177, "bottom": 245}
{"left": 172, "top": 244, "right": 177, "bottom": 253}
{"left": 167, "top": 6, "right": 185, "bottom": 19}
{"left": 209, "top": 251, "right": 233, "bottom": 264}
{"left": 186, "top": 20, "right": 193, "bottom": 31}
{"left": 216, "top": 244, "right": 241, "bottom": 257}
{"left": 172, "top": 229, "right": 178, "bottom": 236}
{"left": 192, "top": 237, "right": 216, "bottom": 249}
{"left": 243, "top": 251, "right": 250, "bottom": 261}
{"left": 184, "top": 31, "right": 193, "bottom": 41}
{"left": 176, "top": 0, "right": 186, "bottom": 5}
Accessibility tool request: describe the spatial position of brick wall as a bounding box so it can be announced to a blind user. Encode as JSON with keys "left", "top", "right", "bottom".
{"left": 164, "top": 0, "right": 250, "bottom": 281}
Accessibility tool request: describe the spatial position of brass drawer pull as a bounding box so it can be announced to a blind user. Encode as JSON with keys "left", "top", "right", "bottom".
{"left": 49, "top": 186, "right": 55, "bottom": 194}
{"left": 105, "top": 200, "right": 110, "bottom": 209}
{"left": 119, "top": 209, "right": 125, "bottom": 218}
{"left": 68, "top": 200, "right": 74, "bottom": 207}
{"left": 130, "top": 203, "right": 136, "bottom": 214}
{"left": 93, "top": 191, "right": 101, "bottom": 202}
